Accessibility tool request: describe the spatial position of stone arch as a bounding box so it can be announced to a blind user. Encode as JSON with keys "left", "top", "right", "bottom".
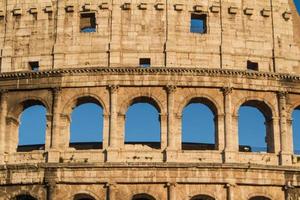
{"left": 190, "top": 194, "right": 215, "bottom": 200}
{"left": 8, "top": 97, "right": 50, "bottom": 119}
{"left": 9, "top": 191, "right": 39, "bottom": 200}
{"left": 73, "top": 192, "right": 97, "bottom": 200}
{"left": 248, "top": 195, "right": 272, "bottom": 200}
{"left": 6, "top": 98, "right": 49, "bottom": 153}
{"left": 119, "top": 94, "right": 165, "bottom": 116}
{"left": 59, "top": 93, "right": 107, "bottom": 150}
{"left": 236, "top": 98, "right": 276, "bottom": 153}
{"left": 178, "top": 94, "right": 221, "bottom": 151}
{"left": 124, "top": 96, "right": 162, "bottom": 148}
{"left": 233, "top": 97, "right": 275, "bottom": 119}
{"left": 289, "top": 103, "right": 300, "bottom": 154}
{"left": 176, "top": 94, "right": 221, "bottom": 116}
{"left": 180, "top": 96, "right": 219, "bottom": 150}
{"left": 132, "top": 193, "right": 156, "bottom": 200}
{"left": 62, "top": 93, "right": 107, "bottom": 116}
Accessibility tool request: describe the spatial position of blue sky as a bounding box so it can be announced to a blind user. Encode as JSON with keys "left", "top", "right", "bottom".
{"left": 295, "top": 0, "right": 300, "bottom": 13}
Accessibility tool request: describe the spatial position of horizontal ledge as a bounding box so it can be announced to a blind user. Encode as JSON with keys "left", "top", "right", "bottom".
{"left": 0, "top": 67, "right": 299, "bottom": 82}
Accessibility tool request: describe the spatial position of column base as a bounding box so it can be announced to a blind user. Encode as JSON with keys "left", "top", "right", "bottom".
{"left": 164, "top": 148, "right": 180, "bottom": 162}
{"left": 280, "top": 152, "right": 292, "bottom": 165}
{"left": 47, "top": 150, "right": 60, "bottom": 163}
{"left": 105, "top": 148, "right": 121, "bottom": 162}
{"left": 223, "top": 151, "right": 237, "bottom": 163}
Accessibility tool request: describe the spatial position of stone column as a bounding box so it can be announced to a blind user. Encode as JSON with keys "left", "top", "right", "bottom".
{"left": 46, "top": 182, "right": 56, "bottom": 200}
{"left": 222, "top": 87, "right": 237, "bottom": 162}
{"left": 0, "top": 90, "right": 7, "bottom": 163}
{"left": 166, "top": 85, "right": 177, "bottom": 149}
{"left": 48, "top": 88, "right": 61, "bottom": 163}
{"left": 107, "top": 85, "right": 120, "bottom": 162}
{"left": 106, "top": 183, "right": 118, "bottom": 200}
{"left": 166, "top": 182, "right": 176, "bottom": 200}
{"left": 225, "top": 183, "right": 235, "bottom": 200}
{"left": 108, "top": 85, "right": 119, "bottom": 148}
{"left": 278, "top": 92, "right": 292, "bottom": 165}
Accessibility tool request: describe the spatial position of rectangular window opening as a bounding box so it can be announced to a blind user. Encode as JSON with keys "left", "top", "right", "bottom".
{"left": 80, "top": 12, "right": 96, "bottom": 32}
{"left": 139, "top": 58, "right": 151, "bottom": 68}
{"left": 247, "top": 60, "right": 259, "bottom": 71}
{"left": 190, "top": 13, "right": 207, "bottom": 34}
{"left": 29, "top": 61, "right": 39, "bottom": 71}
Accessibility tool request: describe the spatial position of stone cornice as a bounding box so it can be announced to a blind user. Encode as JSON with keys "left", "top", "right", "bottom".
{"left": 1, "top": 67, "right": 300, "bottom": 82}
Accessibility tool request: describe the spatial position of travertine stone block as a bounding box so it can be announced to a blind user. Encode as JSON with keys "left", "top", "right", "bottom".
{"left": 12, "top": 8, "right": 22, "bottom": 16}
{"left": 65, "top": 5, "right": 74, "bottom": 12}
{"left": 210, "top": 5, "right": 220, "bottom": 13}
{"left": 174, "top": 4, "right": 184, "bottom": 11}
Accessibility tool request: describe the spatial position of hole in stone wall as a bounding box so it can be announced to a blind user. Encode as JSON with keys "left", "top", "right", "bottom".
{"left": 139, "top": 58, "right": 151, "bottom": 68}
{"left": 74, "top": 193, "right": 96, "bottom": 200}
{"left": 125, "top": 102, "right": 160, "bottom": 149}
{"left": 70, "top": 103, "right": 103, "bottom": 150}
{"left": 292, "top": 108, "right": 300, "bottom": 154}
{"left": 247, "top": 60, "right": 259, "bottom": 71}
{"left": 80, "top": 12, "right": 96, "bottom": 32}
{"left": 15, "top": 195, "right": 38, "bottom": 200}
{"left": 29, "top": 61, "right": 39, "bottom": 71}
{"left": 238, "top": 106, "right": 269, "bottom": 153}
{"left": 182, "top": 103, "right": 216, "bottom": 150}
{"left": 190, "top": 13, "right": 207, "bottom": 34}
{"left": 18, "top": 105, "right": 47, "bottom": 152}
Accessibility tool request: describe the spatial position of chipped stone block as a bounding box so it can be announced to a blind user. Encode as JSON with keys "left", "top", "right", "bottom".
{"left": 122, "top": 3, "right": 131, "bottom": 10}
{"left": 65, "top": 5, "right": 74, "bottom": 12}
{"left": 12, "top": 8, "right": 22, "bottom": 16}
{"left": 244, "top": 8, "right": 254, "bottom": 15}
{"left": 228, "top": 6, "right": 238, "bottom": 14}
{"left": 138, "top": 3, "right": 147, "bottom": 10}
{"left": 155, "top": 3, "right": 164, "bottom": 10}
{"left": 261, "top": 9, "right": 271, "bottom": 17}
{"left": 44, "top": 6, "right": 53, "bottom": 13}
{"left": 210, "top": 5, "right": 220, "bottom": 13}
{"left": 283, "top": 11, "right": 291, "bottom": 20}
{"left": 174, "top": 4, "right": 184, "bottom": 11}
{"left": 100, "top": 3, "right": 109, "bottom": 9}
{"left": 29, "top": 8, "right": 38, "bottom": 14}
{"left": 194, "top": 5, "right": 203, "bottom": 12}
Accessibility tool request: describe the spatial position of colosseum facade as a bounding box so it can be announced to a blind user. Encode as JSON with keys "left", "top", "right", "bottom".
{"left": 0, "top": 0, "right": 300, "bottom": 199}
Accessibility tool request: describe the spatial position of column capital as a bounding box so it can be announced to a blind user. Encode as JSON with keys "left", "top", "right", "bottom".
{"left": 221, "top": 87, "right": 233, "bottom": 96}
{"left": 107, "top": 85, "right": 119, "bottom": 93}
{"left": 105, "top": 182, "right": 118, "bottom": 189}
{"left": 165, "top": 182, "right": 177, "bottom": 188}
{"left": 165, "top": 85, "right": 177, "bottom": 94}
{"left": 277, "top": 90, "right": 288, "bottom": 99}
{"left": 52, "top": 87, "right": 62, "bottom": 94}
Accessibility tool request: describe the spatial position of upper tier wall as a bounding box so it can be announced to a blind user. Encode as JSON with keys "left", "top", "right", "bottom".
{"left": 0, "top": 0, "right": 299, "bottom": 73}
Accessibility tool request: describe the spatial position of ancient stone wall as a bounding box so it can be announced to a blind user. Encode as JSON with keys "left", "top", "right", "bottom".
{"left": 0, "top": 0, "right": 299, "bottom": 73}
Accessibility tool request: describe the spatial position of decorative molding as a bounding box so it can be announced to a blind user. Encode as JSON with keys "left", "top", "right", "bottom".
{"left": 0, "top": 67, "right": 300, "bottom": 82}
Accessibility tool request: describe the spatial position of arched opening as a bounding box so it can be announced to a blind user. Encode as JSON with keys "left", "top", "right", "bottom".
{"left": 238, "top": 100, "right": 274, "bottom": 153}
{"left": 132, "top": 193, "right": 156, "bottom": 200}
{"left": 190, "top": 194, "right": 215, "bottom": 200}
{"left": 125, "top": 97, "right": 161, "bottom": 149}
{"left": 182, "top": 97, "right": 217, "bottom": 150}
{"left": 249, "top": 196, "right": 271, "bottom": 200}
{"left": 74, "top": 193, "right": 96, "bottom": 200}
{"left": 292, "top": 107, "right": 300, "bottom": 154}
{"left": 70, "top": 97, "right": 103, "bottom": 150}
{"left": 13, "top": 194, "right": 37, "bottom": 200}
{"left": 18, "top": 100, "right": 47, "bottom": 152}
